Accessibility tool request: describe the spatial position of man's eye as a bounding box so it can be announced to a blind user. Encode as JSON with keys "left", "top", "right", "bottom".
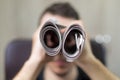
{"left": 44, "top": 30, "right": 59, "bottom": 48}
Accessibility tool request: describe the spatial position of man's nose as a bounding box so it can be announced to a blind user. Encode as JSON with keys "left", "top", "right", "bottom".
{"left": 55, "top": 50, "right": 66, "bottom": 59}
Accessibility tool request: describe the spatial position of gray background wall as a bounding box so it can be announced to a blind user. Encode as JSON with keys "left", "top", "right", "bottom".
{"left": 0, "top": 0, "right": 120, "bottom": 79}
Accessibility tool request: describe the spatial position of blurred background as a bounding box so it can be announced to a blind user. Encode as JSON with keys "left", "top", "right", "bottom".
{"left": 0, "top": 0, "right": 120, "bottom": 79}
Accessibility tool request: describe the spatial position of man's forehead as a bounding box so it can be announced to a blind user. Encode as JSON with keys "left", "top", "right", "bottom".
{"left": 40, "top": 13, "right": 75, "bottom": 27}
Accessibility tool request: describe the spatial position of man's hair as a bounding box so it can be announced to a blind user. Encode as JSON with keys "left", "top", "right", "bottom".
{"left": 38, "top": 2, "right": 80, "bottom": 26}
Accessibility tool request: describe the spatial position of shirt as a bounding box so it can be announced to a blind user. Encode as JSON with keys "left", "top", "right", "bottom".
{"left": 37, "top": 67, "right": 90, "bottom": 80}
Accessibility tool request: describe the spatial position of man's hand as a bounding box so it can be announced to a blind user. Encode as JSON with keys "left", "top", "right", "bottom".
{"left": 13, "top": 24, "right": 53, "bottom": 80}
{"left": 29, "top": 26, "right": 53, "bottom": 65}
{"left": 72, "top": 20, "right": 120, "bottom": 80}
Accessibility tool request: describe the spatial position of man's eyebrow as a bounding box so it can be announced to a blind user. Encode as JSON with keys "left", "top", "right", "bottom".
{"left": 56, "top": 24, "right": 66, "bottom": 29}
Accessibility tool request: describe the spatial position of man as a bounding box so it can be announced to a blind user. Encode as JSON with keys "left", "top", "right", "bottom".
{"left": 13, "top": 2, "right": 119, "bottom": 80}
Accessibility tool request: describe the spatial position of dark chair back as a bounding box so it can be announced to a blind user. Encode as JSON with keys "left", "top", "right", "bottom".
{"left": 5, "top": 39, "right": 32, "bottom": 80}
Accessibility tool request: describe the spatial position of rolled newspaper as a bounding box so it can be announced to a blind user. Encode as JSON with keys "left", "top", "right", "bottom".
{"left": 62, "top": 24, "right": 85, "bottom": 62}
{"left": 40, "top": 20, "right": 62, "bottom": 56}
{"left": 40, "top": 20, "right": 85, "bottom": 62}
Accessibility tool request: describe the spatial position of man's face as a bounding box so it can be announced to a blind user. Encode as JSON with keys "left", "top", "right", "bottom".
{"left": 40, "top": 13, "right": 75, "bottom": 76}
